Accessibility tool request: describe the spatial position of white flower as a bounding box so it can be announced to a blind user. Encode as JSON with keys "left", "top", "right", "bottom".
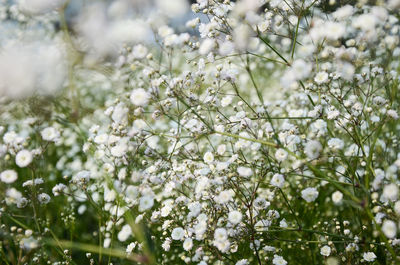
{"left": 130, "top": 88, "right": 149, "bottom": 106}
{"left": 237, "top": 166, "right": 252, "bottom": 177}
{"left": 37, "top": 193, "right": 51, "bottom": 204}
{"left": 314, "top": 71, "right": 329, "bottom": 84}
{"left": 275, "top": 148, "right": 288, "bottom": 162}
{"left": 183, "top": 238, "right": 193, "bottom": 251}
{"left": 228, "top": 210, "right": 243, "bottom": 224}
{"left": 216, "top": 189, "right": 234, "bottom": 204}
{"left": 328, "top": 138, "right": 344, "bottom": 150}
{"left": 171, "top": 227, "right": 185, "bottom": 240}
{"left": 304, "top": 140, "right": 322, "bottom": 160}
{"left": 363, "top": 252, "right": 377, "bottom": 262}
{"left": 214, "top": 228, "right": 227, "bottom": 241}
{"left": 217, "top": 144, "right": 226, "bottom": 155}
{"left": 219, "top": 41, "right": 234, "bottom": 56}
{"left": 1, "top": 170, "right": 18, "bottom": 184}
{"left": 16, "top": 150, "right": 33, "bottom": 167}
{"left": 320, "top": 245, "right": 331, "bottom": 256}
{"left": 199, "top": 39, "right": 215, "bottom": 55}
{"left": 301, "top": 187, "right": 319, "bottom": 202}
{"left": 139, "top": 195, "right": 154, "bottom": 212}
{"left": 41, "top": 127, "right": 60, "bottom": 142}
{"left": 203, "top": 151, "right": 214, "bottom": 164}
{"left": 17, "top": 0, "right": 66, "bottom": 14}
{"left": 394, "top": 201, "right": 400, "bottom": 215}
{"left": 272, "top": 254, "right": 287, "bottom": 265}
{"left": 270, "top": 174, "right": 285, "bottom": 188}
{"left": 156, "top": 0, "right": 188, "bottom": 18}
{"left": 126, "top": 242, "right": 137, "bottom": 254}
{"left": 118, "top": 224, "right": 132, "bottom": 242}
{"left": 331, "top": 191, "right": 343, "bottom": 205}
{"left": 221, "top": 96, "right": 233, "bottom": 107}
{"left": 111, "top": 144, "right": 128, "bottom": 157}
{"left": 382, "top": 219, "right": 397, "bottom": 238}
{"left": 235, "top": 259, "right": 249, "bottom": 265}
{"left": 383, "top": 183, "right": 398, "bottom": 201}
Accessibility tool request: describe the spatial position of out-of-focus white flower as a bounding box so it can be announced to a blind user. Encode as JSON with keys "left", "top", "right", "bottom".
{"left": 156, "top": 0, "right": 188, "bottom": 18}
{"left": 304, "top": 140, "right": 322, "bottom": 160}
{"left": 320, "top": 245, "right": 331, "bottom": 256}
{"left": 130, "top": 88, "right": 149, "bottom": 106}
{"left": 228, "top": 210, "right": 242, "bottom": 224}
{"left": 383, "top": 183, "right": 399, "bottom": 201}
{"left": 237, "top": 166, "right": 252, "bottom": 177}
{"left": 1, "top": 170, "right": 18, "bottom": 184}
{"left": 272, "top": 254, "right": 287, "bottom": 265}
{"left": 331, "top": 191, "right": 343, "bottom": 205}
{"left": 0, "top": 41, "right": 66, "bottom": 99}
{"left": 363, "top": 252, "right": 377, "bottom": 262}
{"left": 139, "top": 195, "right": 154, "bottom": 212}
{"left": 221, "top": 96, "right": 233, "bottom": 107}
{"left": 171, "top": 227, "right": 185, "bottom": 240}
{"left": 118, "top": 224, "right": 132, "bottom": 242}
{"left": 275, "top": 149, "right": 288, "bottom": 162}
{"left": 382, "top": 219, "right": 397, "bottom": 238}
{"left": 126, "top": 242, "right": 137, "bottom": 254}
{"left": 16, "top": 149, "right": 33, "bottom": 167}
{"left": 183, "top": 237, "right": 193, "bottom": 251}
{"left": 41, "top": 127, "right": 60, "bottom": 142}
{"left": 215, "top": 189, "right": 234, "bottom": 204}
{"left": 219, "top": 41, "right": 234, "bottom": 56}
{"left": 301, "top": 187, "right": 319, "bottom": 202}
{"left": 18, "top": 0, "right": 67, "bottom": 15}
{"left": 199, "top": 39, "right": 215, "bottom": 55}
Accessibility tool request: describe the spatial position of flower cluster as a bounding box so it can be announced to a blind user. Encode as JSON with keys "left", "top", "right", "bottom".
{"left": 0, "top": 0, "right": 400, "bottom": 264}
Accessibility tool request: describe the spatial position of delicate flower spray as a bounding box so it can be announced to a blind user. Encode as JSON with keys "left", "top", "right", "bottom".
{"left": 0, "top": 0, "right": 399, "bottom": 264}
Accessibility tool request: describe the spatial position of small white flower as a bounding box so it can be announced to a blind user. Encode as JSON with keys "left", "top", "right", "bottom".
{"left": 216, "top": 189, "right": 234, "bottom": 204}
{"left": 221, "top": 95, "right": 233, "bottom": 107}
{"left": 37, "top": 193, "right": 50, "bottom": 204}
{"left": 183, "top": 237, "right": 193, "bottom": 251}
{"left": 304, "top": 140, "right": 322, "bottom": 160}
{"left": 130, "top": 88, "right": 149, "bottom": 106}
{"left": 1, "top": 170, "right": 18, "bottom": 183}
{"left": 382, "top": 219, "right": 397, "bottom": 238}
{"left": 139, "top": 195, "right": 154, "bottom": 212}
{"left": 126, "top": 242, "right": 137, "bottom": 254}
{"left": 363, "top": 252, "right": 377, "bottom": 262}
{"left": 118, "top": 224, "right": 132, "bottom": 242}
{"left": 301, "top": 187, "right": 319, "bottom": 202}
{"left": 272, "top": 254, "right": 287, "bottom": 265}
{"left": 275, "top": 148, "right": 288, "bottom": 162}
{"left": 214, "top": 228, "right": 227, "bottom": 241}
{"left": 331, "top": 191, "right": 343, "bottom": 205}
{"left": 237, "top": 166, "right": 252, "bottom": 177}
{"left": 199, "top": 38, "right": 215, "bottom": 55}
{"left": 217, "top": 144, "right": 226, "bottom": 155}
{"left": 270, "top": 174, "right": 285, "bottom": 188}
{"left": 203, "top": 151, "right": 214, "bottom": 164}
{"left": 41, "top": 127, "right": 60, "bottom": 141}
{"left": 320, "top": 245, "right": 331, "bottom": 256}
{"left": 328, "top": 138, "right": 344, "bottom": 150}
{"left": 228, "top": 210, "right": 243, "bottom": 224}
{"left": 383, "top": 183, "right": 398, "bottom": 201}
{"left": 171, "top": 227, "right": 185, "bottom": 240}
{"left": 16, "top": 149, "right": 33, "bottom": 167}
{"left": 314, "top": 71, "right": 329, "bottom": 84}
